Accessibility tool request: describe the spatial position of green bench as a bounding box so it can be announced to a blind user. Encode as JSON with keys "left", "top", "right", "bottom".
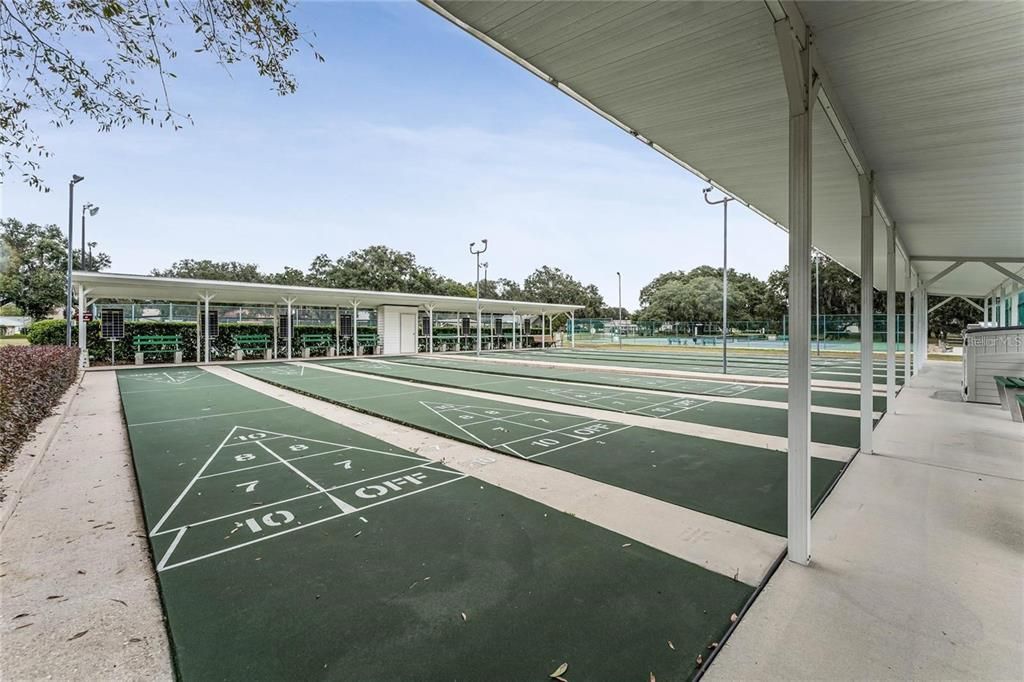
{"left": 134, "top": 335, "right": 182, "bottom": 365}
{"left": 301, "top": 333, "right": 335, "bottom": 358}
{"left": 233, "top": 334, "right": 272, "bottom": 361}
{"left": 994, "top": 376, "right": 1024, "bottom": 423}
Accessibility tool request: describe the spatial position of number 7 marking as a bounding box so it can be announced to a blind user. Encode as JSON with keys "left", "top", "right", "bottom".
{"left": 236, "top": 480, "right": 259, "bottom": 493}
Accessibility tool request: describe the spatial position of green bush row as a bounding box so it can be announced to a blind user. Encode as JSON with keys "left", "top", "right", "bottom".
{"left": 1, "top": 345, "right": 80, "bottom": 469}
{"left": 27, "top": 319, "right": 381, "bottom": 364}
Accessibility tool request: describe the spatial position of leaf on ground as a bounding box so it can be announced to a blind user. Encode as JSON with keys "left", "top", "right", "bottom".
{"left": 353, "top": 531, "right": 362, "bottom": 537}
{"left": 621, "top": 543, "right": 631, "bottom": 548}
{"left": 695, "top": 654, "right": 703, "bottom": 666}
{"left": 460, "top": 612, "right": 467, "bottom": 622}
{"left": 730, "top": 613, "right": 738, "bottom": 623}
{"left": 46, "top": 595, "right": 63, "bottom": 600}
{"left": 110, "top": 598, "right": 127, "bottom": 607}
{"left": 668, "top": 640, "right": 675, "bottom": 650}
{"left": 13, "top": 613, "right": 31, "bottom": 620}
{"left": 67, "top": 630, "right": 88, "bottom": 641}
{"left": 708, "top": 642, "right": 719, "bottom": 650}
{"left": 550, "top": 662, "right": 568, "bottom": 678}
{"left": 649, "top": 674, "right": 656, "bottom": 682}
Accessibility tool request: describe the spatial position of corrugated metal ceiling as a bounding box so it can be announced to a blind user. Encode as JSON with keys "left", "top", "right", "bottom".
{"left": 427, "top": 0, "right": 1023, "bottom": 297}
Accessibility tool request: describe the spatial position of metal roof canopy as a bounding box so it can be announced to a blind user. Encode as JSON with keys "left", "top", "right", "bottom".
{"left": 70, "top": 271, "right": 582, "bottom": 316}
{"left": 423, "top": 0, "right": 1024, "bottom": 297}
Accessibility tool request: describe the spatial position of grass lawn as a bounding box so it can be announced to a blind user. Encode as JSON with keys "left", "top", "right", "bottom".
{"left": 0, "top": 337, "right": 29, "bottom": 346}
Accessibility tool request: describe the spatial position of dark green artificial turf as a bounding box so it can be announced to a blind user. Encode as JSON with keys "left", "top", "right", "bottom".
{"left": 236, "top": 363, "right": 846, "bottom": 536}
{"left": 117, "top": 367, "right": 753, "bottom": 681}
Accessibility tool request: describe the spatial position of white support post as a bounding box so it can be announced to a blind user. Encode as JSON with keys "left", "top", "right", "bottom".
{"left": 77, "top": 285, "right": 88, "bottom": 368}
{"left": 998, "top": 286, "right": 1006, "bottom": 327}
{"left": 511, "top": 309, "right": 518, "bottom": 350}
{"left": 922, "top": 288, "right": 930, "bottom": 364}
{"left": 983, "top": 295, "right": 989, "bottom": 324}
{"left": 284, "top": 297, "right": 294, "bottom": 360}
{"left": 427, "top": 306, "right": 434, "bottom": 354}
{"left": 859, "top": 172, "right": 874, "bottom": 452}
{"left": 196, "top": 300, "right": 201, "bottom": 362}
{"left": 335, "top": 305, "right": 341, "bottom": 355}
{"left": 886, "top": 224, "right": 896, "bottom": 407}
{"left": 272, "top": 303, "right": 278, "bottom": 360}
{"left": 775, "top": 15, "right": 815, "bottom": 566}
{"left": 202, "top": 294, "right": 213, "bottom": 364}
{"left": 541, "top": 312, "right": 546, "bottom": 349}
{"left": 570, "top": 311, "right": 575, "bottom": 348}
{"left": 351, "top": 301, "right": 359, "bottom": 357}
{"left": 1012, "top": 287, "right": 1020, "bottom": 326}
{"left": 904, "top": 257, "right": 912, "bottom": 382}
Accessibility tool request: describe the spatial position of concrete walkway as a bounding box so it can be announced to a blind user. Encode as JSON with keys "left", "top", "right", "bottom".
{"left": 0, "top": 372, "right": 173, "bottom": 680}
{"left": 708, "top": 362, "right": 1024, "bottom": 680}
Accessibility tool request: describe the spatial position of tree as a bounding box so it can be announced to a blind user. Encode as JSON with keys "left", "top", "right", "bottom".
{"left": 2, "top": 0, "right": 321, "bottom": 189}
{"left": 152, "top": 260, "right": 268, "bottom": 282}
{"left": 638, "top": 266, "right": 767, "bottom": 323}
{"left": 0, "top": 218, "right": 110, "bottom": 319}
{"left": 641, "top": 276, "right": 749, "bottom": 323}
{"left": 522, "top": 266, "right": 607, "bottom": 317}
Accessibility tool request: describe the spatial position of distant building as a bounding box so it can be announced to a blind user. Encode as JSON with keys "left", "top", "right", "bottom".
{"left": 0, "top": 316, "right": 32, "bottom": 336}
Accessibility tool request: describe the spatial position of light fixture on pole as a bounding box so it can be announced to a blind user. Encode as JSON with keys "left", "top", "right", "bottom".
{"left": 616, "top": 271, "right": 623, "bottom": 351}
{"left": 470, "top": 239, "right": 488, "bottom": 355}
{"left": 66, "top": 174, "right": 85, "bottom": 346}
{"left": 81, "top": 203, "right": 99, "bottom": 270}
{"left": 703, "top": 186, "right": 734, "bottom": 374}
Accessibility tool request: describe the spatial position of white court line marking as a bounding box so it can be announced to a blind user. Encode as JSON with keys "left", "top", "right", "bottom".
{"left": 490, "top": 417, "right": 616, "bottom": 451}
{"left": 158, "top": 474, "right": 468, "bottom": 572}
{"left": 420, "top": 402, "right": 496, "bottom": 448}
{"left": 154, "top": 461, "right": 441, "bottom": 537}
{"left": 221, "top": 434, "right": 287, "bottom": 448}
{"left": 149, "top": 427, "right": 238, "bottom": 536}
{"left": 513, "top": 424, "right": 635, "bottom": 460}
{"left": 224, "top": 426, "right": 428, "bottom": 463}
{"left": 198, "top": 446, "right": 352, "bottom": 479}
{"left": 128, "top": 405, "right": 293, "bottom": 427}
{"left": 256, "top": 441, "right": 356, "bottom": 513}
{"left": 156, "top": 527, "right": 187, "bottom": 571}
{"left": 119, "top": 383, "right": 240, "bottom": 395}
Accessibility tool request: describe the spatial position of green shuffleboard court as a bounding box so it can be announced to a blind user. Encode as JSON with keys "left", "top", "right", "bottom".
{"left": 373, "top": 354, "right": 888, "bottom": 412}
{"left": 481, "top": 349, "right": 902, "bottom": 385}
{"left": 117, "top": 367, "right": 754, "bottom": 680}
{"left": 236, "top": 363, "right": 845, "bottom": 536}
{"left": 323, "top": 358, "right": 865, "bottom": 448}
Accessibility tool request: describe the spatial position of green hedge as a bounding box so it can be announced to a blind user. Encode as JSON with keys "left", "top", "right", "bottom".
{"left": 27, "top": 319, "right": 381, "bottom": 364}
{"left": 1, "top": 345, "right": 80, "bottom": 469}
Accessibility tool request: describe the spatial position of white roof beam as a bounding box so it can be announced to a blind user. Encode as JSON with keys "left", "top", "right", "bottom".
{"left": 924, "top": 261, "right": 964, "bottom": 288}
{"left": 768, "top": 2, "right": 909, "bottom": 262}
{"left": 986, "top": 262, "right": 1024, "bottom": 287}
{"left": 911, "top": 256, "right": 1024, "bottom": 263}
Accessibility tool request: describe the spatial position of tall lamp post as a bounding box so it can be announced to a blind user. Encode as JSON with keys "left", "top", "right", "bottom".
{"left": 66, "top": 174, "right": 85, "bottom": 346}
{"left": 81, "top": 203, "right": 99, "bottom": 270}
{"left": 703, "top": 186, "right": 734, "bottom": 373}
{"left": 616, "top": 271, "right": 623, "bottom": 350}
{"left": 470, "top": 239, "right": 488, "bottom": 355}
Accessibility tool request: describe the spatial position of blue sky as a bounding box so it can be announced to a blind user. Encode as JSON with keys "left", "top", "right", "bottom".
{"left": 0, "top": 1, "right": 786, "bottom": 310}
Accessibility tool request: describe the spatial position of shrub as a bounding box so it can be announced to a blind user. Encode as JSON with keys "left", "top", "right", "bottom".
{"left": 0, "top": 345, "right": 80, "bottom": 470}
